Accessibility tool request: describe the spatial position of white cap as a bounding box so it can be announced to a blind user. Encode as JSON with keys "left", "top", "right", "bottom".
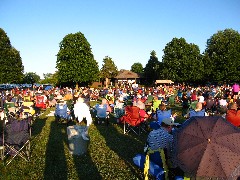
{"left": 162, "top": 118, "right": 180, "bottom": 126}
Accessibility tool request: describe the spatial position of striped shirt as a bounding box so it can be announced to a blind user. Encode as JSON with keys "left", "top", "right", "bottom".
{"left": 147, "top": 128, "right": 173, "bottom": 152}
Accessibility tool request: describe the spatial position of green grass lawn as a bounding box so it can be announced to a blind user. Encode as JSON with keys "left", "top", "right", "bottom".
{"left": 0, "top": 102, "right": 185, "bottom": 180}
{"left": 0, "top": 108, "right": 149, "bottom": 180}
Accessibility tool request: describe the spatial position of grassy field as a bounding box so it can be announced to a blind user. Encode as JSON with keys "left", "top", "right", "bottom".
{"left": 0, "top": 108, "right": 149, "bottom": 179}
{"left": 0, "top": 102, "right": 184, "bottom": 180}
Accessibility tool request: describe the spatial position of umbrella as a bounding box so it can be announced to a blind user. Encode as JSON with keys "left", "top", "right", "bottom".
{"left": 173, "top": 116, "right": 240, "bottom": 179}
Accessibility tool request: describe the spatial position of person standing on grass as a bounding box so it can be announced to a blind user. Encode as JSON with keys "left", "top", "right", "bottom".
{"left": 232, "top": 83, "right": 239, "bottom": 101}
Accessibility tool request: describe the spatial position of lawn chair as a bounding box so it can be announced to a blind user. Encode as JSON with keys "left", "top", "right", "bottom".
{"left": 54, "top": 102, "right": 71, "bottom": 123}
{"left": 35, "top": 95, "right": 47, "bottom": 116}
{"left": 23, "top": 95, "right": 31, "bottom": 102}
{"left": 94, "top": 104, "right": 110, "bottom": 125}
{"left": 188, "top": 101, "right": 198, "bottom": 110}
{"left": 21, "top": 101, "right": 35, "bottom": 118}
{"left": 144, "top": 148, "right": 187, "bottom": 180}
{"left": 144, "top": 148, "right": 167, "bottom": 180}
{"left": 35, "top": 95, "right": 46, "bottom": 110}
{"left": 4, "top": 102, "right": 16, "bottom": 114}
{"left": 122, "top": 106, "right": 146, "bottom": 135}
{"left": 1, "top": 116, "right": 32, "bottom": 166}
{"left": 189, "top": 109, "right": 205, "bottom": 118}
{"left": 156, "top": 109, "right": 172, "bottom": 125}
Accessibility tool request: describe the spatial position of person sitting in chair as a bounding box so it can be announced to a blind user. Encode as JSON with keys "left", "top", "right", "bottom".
{"left": 135, "top": 98, "right": 149, "bottom": 122}
{"left": 226, "top": 102, "right": 240, "bottom": 127}
{"left": 93, "top": 98, "right": 112, "bottom": 124}
{"left": 144, "top": 118, "right": 180, "bottom": 173}
{"left": 74, "top": 96, "right": 92, "bottom": 140}
{"left": 54, "top": 100, "right": 71, "bottom": 122}
{"left": 185, "top": 102, "right": 207, "bottom": 118}
{"left": 155, "top": 103, "right": 176, "bottom": 125}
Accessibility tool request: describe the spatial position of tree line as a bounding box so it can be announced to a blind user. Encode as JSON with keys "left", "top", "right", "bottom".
{"left": 0, "top": 28, "right": 239, "bottom": 87}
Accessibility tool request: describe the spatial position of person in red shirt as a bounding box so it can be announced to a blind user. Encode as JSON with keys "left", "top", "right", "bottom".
{"left": 191, "top": 90, "right": 198, "bottom": 102}
{"left": 226, "top": 102, "right": 240, "bottom": 127}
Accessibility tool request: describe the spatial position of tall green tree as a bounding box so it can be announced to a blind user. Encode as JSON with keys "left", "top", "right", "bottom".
{"left": 100, "top": 56, "right": 118, "bottom": 87}
{"left": 0, "top": 28, "right": 24, "bottom": 83}
{"left": 56, "top": 32, "right": 99, "bottom": 86}
{"left": 162, "top": 38, "right": 203, "bottom": 83}
{"left": 131, "top": 62, "right": 143, "bottom": 74}
{"left": 144, "top": 50, "right": 160, "bottom": 85}
{"left": 203, "top": 28, "right": 240, "bottom": 83}
{"left": 22, "top": 72, "right": 40, "bottom": 84}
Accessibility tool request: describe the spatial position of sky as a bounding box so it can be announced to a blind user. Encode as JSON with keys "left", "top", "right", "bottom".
{"left": 1, "top": 0, "right": 240, "bottom": 78}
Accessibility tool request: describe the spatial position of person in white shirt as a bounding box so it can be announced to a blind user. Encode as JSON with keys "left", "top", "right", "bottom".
{"left": 74, "top": 97, "right": 92, "bottom": 140}
{"left": 198, "top": 92, "right": 205, "bottom": 104}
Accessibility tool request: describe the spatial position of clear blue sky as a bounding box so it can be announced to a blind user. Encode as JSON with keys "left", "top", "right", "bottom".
{"left": 1, "top": 0, "right": 240, "bottom": 78}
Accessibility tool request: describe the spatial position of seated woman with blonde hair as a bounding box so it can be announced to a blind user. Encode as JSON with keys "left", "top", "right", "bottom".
{"left": 226, "top": 102, "right": 240, "bottom": 127}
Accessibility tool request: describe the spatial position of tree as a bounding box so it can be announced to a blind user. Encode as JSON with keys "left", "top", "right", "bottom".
{"left": 144, "top": 50, "right": 160, "bottom": 85}
{"left": 22, "top": 72, "right": 40, "bottom": 84}
{"left": 40, "top": 72, "right": 59, "bottom": 85}
{"left": 100, "top": 56, "right": 118, "bottom": 87}
{"left": 203, "top": 28, "right": 240, "bottom": 83}
{"left": 56, "top": 32, "right": 99, "bottom": 86}
{"left": 162, "top": 38, "right": 204, "bottom": 83}
{"left": 0, "top": 28, "right": 24, "bottom": 83}
{"left": 131, "top": 62, "right": 143, "bottom": 74}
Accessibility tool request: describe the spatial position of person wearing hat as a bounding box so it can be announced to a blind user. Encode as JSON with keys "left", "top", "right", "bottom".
{"left": 144, "top": 118, "right": 179, "bottom": 168}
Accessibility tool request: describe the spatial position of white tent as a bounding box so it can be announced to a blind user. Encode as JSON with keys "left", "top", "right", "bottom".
{"left": 155, "top": 80, "right": 174, "bottom": 84}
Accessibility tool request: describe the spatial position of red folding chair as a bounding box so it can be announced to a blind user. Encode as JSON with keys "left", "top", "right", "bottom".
{"left": 122, "top": 106, "right": 146, "bottom": 135}
{"left": 35, "top": 95, "right": 46, "bottom": 110}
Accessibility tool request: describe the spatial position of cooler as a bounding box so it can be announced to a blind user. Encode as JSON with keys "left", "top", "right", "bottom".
{"left": 67, "top": 125, "right": 89, "bottom": 155}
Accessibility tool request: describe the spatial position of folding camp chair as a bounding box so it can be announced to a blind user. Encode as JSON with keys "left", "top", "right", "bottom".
{"left": 35, "top": 95, "right": 46, "bottom": 110}
{"left": 54, "top": 103, "right": 71, "bottom": 123}
{"left": 35, "top": 95, "right": 46, "bottom": 116}
{"left": 144, "top": 148, "right": 167, "bottom": 180}
{"left": 188, "top": 101, "right": 198, "bottom": 110}
{"left": 144, "top": 148, "right": 188, "bottom": 180}
{"left": 21, "top": 101, "right": 35, "bottom": 118}
{"left": 122, "top": 106, "right": 146, "bottom": 135}
{"left": 189, "top": 109, "right": 205, "bottom": 118}
{"left": 93, "top": 104, "right": 110, "bottom": 125}
{"left": 23, "top": 95, "right": 31, "bottom": 102}
{"left": 4, "top": 102, "right": 16, "bottom": 114}
{"left": 156, "top": 109, "right": 172, "bottom": 125}
{"left": 1, "top": 116, "right": 32, "bottom": 166}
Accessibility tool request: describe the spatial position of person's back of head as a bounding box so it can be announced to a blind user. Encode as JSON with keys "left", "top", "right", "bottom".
{"left": 236, "top": 99, "right": 240, "bottom": 109}
{"left": 101, "top": 98, "right": 108, "bottom": 105}
{"left": 76, "top": 97, "right": 84, "bottom": 103}
{"left": 195, "top": 102, "right": 203, "bottom": 111}
{"left": 228, "top": 102, "right": 237, "bottom": 110}
{"left": 159, "top": 103, "right": 166, "bottom": 111}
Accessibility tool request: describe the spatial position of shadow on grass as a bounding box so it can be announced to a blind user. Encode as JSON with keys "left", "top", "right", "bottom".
{"left": 95, "top": 118, "right": 147, "bottom": 179}
{"left": 68, "top": 120, "right": 102, "bottom": 179}
{"left": 43, "top": 119, "right": 101, "bottom": 180}
{"left": 72, "top": 151, "right": 102, "bottom": 179}
{"left": 44, "top": 121, "right": 68, "bottom": 179}
{"left": 32, "top": 117, "right": 47, "bottom": 137}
